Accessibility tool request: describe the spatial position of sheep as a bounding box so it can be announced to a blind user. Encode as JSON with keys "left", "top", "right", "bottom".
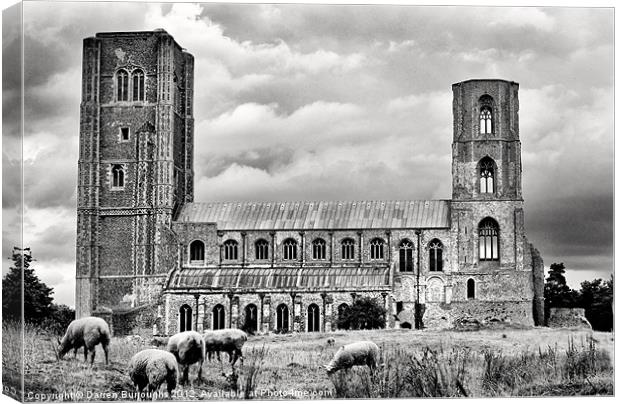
{"left": 202, "top": 329, "right": 247, "bottom": 366}
{"left": 128, "top": 349, "right": 177, "bottom": 400}
{"left": 56, "top": 316, "right": 110, "bottom": 365}
{"left": 167, "top": 331, "right": 205, "bottom": 385}
{"left": 324, "top": 341, "right": 380, "bottom": 375}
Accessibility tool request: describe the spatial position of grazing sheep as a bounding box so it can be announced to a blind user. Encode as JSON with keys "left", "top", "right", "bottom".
{"left": 326, "top": 337, "right": 335, "bottom": 346}
{"left": 202, "top": 329, "right": 247, "bottom": 366}
{"left": 57, "top": 316, "right": 110, "bottom": 365}
{"left": 324, "top": 341, "right": 380, "bottom": 375}
{"left": 150, "top": 336, "right": 169, "bottom": 348}
{"left": 128, "top": 349, "right": 177, "bottom": 399}
{"left": 167, "top": 331, "right": 205, "bottom": 385}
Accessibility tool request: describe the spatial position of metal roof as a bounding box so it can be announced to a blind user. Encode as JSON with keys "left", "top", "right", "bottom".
{"left": 167, "top": 266, "right": 390, "bottom": 291}
{"left": 176, "top": 200, "right": 450, "bottom": 230}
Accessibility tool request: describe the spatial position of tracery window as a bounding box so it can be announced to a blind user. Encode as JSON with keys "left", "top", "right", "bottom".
{"left": 478, "top": 218, "right": 499, "bottom": 261}
{"left": 429, "top": 239, "right": 443, "bottom": 272}
{"left": 479, "top": 107, "right": 493, "bottom": 134}
{"left": 189, "top": 240, "right": 205, "bottom": 263}
{"left": 479, "top": 157, "right": 495, "bottom": 194}
{"left": 179, "top": 304, "right": 192, "bottom": 332}
{"left": 112, "top": 164, "right": 124, "bottom": 188}
{"left": 223, "top": 239, "right": 239, "bottom": 260}
{"left": 255, "top": 239, "right": 269, "bottom": 260}
{"left": 341, "top": 238, "right": 355, "bottom": 260}
{"left": 132, "top": 69, "right": 145, "bottom": 101}
{"left": 399, "top": 239, "right": 413, "bottom": 272}
{"left": 116, "top": 69, "right": 129, "bottom": 101}
{"left": 283, "top": 238, "right": 297, "bottom": 260}
{"left": 213, "top": 304, "right": 225, "bottom": 330}
{"left": 370, "top": 238, "right": 385, "bottom": 260}
{"left": 312, "top": 238, "right": 326, "bottom": 260}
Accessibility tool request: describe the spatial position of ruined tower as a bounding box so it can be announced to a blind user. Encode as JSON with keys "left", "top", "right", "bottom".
{"left": 76, "top": 30, "right": 194, "bottom": 317}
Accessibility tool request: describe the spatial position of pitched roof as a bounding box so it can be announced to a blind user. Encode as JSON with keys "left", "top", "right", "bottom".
{"left": 175, "top": 200, "right": 450, "bottom": 230}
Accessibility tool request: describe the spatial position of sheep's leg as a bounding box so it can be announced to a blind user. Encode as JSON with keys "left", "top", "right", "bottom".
{"left": 182, "top": 365, "right": 190, "bottom": 385}
{"left": 83, "top": 347, "right": 88, "bottom": 362}
{"left": 89, "top": 347, "right": 96, "bottom": 366}
{"left": 102, "top": 343, "right": 109, "bottom": 365}
{"left": 197, "top": 359, "right": 204, "bottom": 382}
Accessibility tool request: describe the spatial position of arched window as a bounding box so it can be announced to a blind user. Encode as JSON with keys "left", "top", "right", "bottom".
{"left": 479, "top": 106, "right": 493, "bottom": 134}
{"left": 189, "top": 240, "right": 205, "bottom": 263}
{"left": 223, "top": 239, "right": 238, "bottom": 260}
{"left": 337, "top": 303, "right": 350, "bottom": 330}
{"left": 399, "top": 239, "right": 413, "bottom": 272}
{"left": 179, "top": 304, "right": 192, "bottom": 332}
{"left": 467, "top": 279, "right": 476, "bottom": 299}
{"left": 243, "top": 304, "right": 258, "bottom": 334}
{"left": 276, "top": 304, "right": 289, "bottom": 332}
{"left": 212, "top": 304, "right": 225, "bottom": 330}
{"left": 312, "top": 238, "right": 326, "bottom": 260}
{"left": 307, "top": 304, "right": 320, "bottom": 332}
{"left": 370, "top": 238, "right": 385, "bottom": 260}
{"left": 341, "top": 238, "right": 355, "bottom": 260}
{"left": 116, "top": 69, "right": 129, "bottom": 101}
{"left": 283, "top": 238, "right": 297, "bottom": 260}
{"left": 429, "top": 239, "right": 443, "bottom": 272}
{"left": 479, "top": 218, "right": 499, "bottom": 261}
{"left": 479, "top": 157, "right": 495, "bottom": 194}
{"left": 132, "top": 69, "right": 145, "bottom": 101}
{"left": 112, "top": 164, "right": 124, "bottom": 187}
{"left": 255, "top": 239, "right": 269, "bottom": 260}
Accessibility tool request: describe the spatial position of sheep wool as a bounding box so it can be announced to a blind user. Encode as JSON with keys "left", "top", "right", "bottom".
{"left": 129, "top": 349, "right": 177, "bottom": 399}
{"left": 325, "top": 341, "right": 380, "bottom": 375}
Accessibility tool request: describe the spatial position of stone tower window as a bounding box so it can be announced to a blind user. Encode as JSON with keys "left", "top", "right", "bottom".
{"left": 116, "top": 69, "right": 129, "bottom": 101}
{"left": 312, "top": 238, "right": 326, "bottom": 260}
{"left": 341, "top": 238, "right": 355, "bottom": 260}
{"left": 120, "top": 127, "right": 130, "bottom": 141}
{"left": 370, "top": 238, "right": 385, "bottom": 260}
{"left": 479, "top": 157, "right": 495, "bottom": 194}
{"left": 467, "top": 279, "right": 476, "bottom": 299}
{"left": 212, "top": 304, "right": 225, "bottom": 330}
{"left": 223, "top": 239, "right": 239, "bottom": 260}
{"left": 283, "top": 238, "right": 297, "bottom": 260}
{"left": 189, "top": 240, "right": 205, "bottom": 264}
{"left": 429, "top": 239, "right": 443, "bottom": 272}
{"left": 179, "top": 304, "right": 192, "bottom": 332}
{"left": 478, "top": 217, "right": 499, "bottom": 261}
{"left": 132, "top": 69, "right": 145, "bottom": 101}
{"left": 399, "top": 239, "right": 413, "bottom": 272}
{"left": 479, "top": 106, "right": 493, "bottom": 134}
{"left": 276, "top": 303, "right": 290, "bottom": 332}
{"left": 111, "top": 164, "right": 124, "bottom": 188}
{"left": 255, "top": 239, "right": 269, "bottom": 260}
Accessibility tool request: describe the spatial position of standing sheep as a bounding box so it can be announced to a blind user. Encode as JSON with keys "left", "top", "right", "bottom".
{"left": 167, "top": 331, "right": 205, "bottom": 385}
{"left": 128, "top": 349, "right": 177, "bottom": 399}
{"left": 57, "top": 316, "right": 110, "bottom": 365}
{"left": 202, "top": 329, "right": 247, "bottom": 366}
{"left": 324, "top": 341, "right": 380, "bottom": 375}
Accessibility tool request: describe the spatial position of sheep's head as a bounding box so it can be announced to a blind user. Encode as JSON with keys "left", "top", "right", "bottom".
{"left": 56, "top": 337, "right": 70, "bottom": 360}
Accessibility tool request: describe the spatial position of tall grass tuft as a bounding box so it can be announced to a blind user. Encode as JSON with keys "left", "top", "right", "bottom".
{"left": 239, "top": 344, "right": 269, "bottom": 399}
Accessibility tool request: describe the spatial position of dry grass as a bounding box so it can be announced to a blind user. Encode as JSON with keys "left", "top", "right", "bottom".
{"left": 2, "top": 322, "right": 613, "bottom": 401}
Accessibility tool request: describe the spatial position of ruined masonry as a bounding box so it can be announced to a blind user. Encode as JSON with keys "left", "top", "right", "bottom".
{"left": 76, "top": 30, "right": 545, "bottom": 335}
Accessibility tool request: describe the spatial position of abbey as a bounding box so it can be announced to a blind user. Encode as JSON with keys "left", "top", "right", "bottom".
{"left": 77, "top": 30, "right": 545, "bottom": 334}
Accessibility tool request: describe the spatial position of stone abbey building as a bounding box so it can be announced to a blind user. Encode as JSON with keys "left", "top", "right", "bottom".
{"left": 77, "top": 30, "right": 545, "bottom": 335}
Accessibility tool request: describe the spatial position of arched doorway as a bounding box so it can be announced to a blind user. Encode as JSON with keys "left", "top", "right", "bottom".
{"left": 307, "top": 304, "right": 320, "bottom": 332}
{"left": 337, "top": 303, "right": 350, "bottom": 330}
{"left": 179, "top": 304, "right": 192, "bottom": 332}
{"left": 243, "top": 304, "right": 258, "bottom": 334}
{"left": 467, "top": 279, "right": 476, "bottom": 300}
{"left": 212, "top": 304, "right": 226, "bottom": 330}
{"left": 276, "top": 304, "right": 289, "bottom": 333}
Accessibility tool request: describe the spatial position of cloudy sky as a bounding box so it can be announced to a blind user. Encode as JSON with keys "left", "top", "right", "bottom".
{"left": 2, "top": 1, "right": 614, "bottom": 307}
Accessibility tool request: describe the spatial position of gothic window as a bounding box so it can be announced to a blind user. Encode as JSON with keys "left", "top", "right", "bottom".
{"left": 312, "top": 238, "right": 326, "bottom": 260}
{"left": 255, "top": 239, "right": 269, "bottom": 260}
{"left": 429, "top": 239, "right": 443, "bottom": 272}
{"left": 283, "top": 238, "right": 297, "bottom": 260}
{"left": 111, "top": 164, "right": 124, "bottom": 188}
{"left": 244, "top": 304, "right": 258, "bottom": 334}
{"left": 212, "top": 304, "right": 225, "bottom": 330}
{"left": 120, "top": 127, "right": 130, "bottom": 141}
{"left": 189, "top": 240, "right": 205, "bottom": 263}
{"left": 479, "top": 107, "right": 493, "bottom": 134}
{"left": 467, "top": 279, "right": 476, "bottom": 299}
{"left": 399, "top": 239, "right": 414, "bottom": 272}
{"left": 223, "top": 239, "right": 239, "bottom": 260}
{"left": 132, "top": 69, "right": 145, "bottom": 101}
{"left": 116, "top": 69, "right": 129, "bottom": 101}
{"left": 479, "top": 157, "right": 495, "bottom": 194}
{"left": 307, "top": 304, "right": 320, "bottom": 332}
{"left": 276, "top": 304, "right": 289, "bottom": 332}
{"left": 370, "top": 238, "right": 385, "bottom": 260}
{"left": 337, "top": 303, "right": 350, "bottom": 330}
{"left": 341, "top": 238, "right": 355, "bottom": 260}
{"left": 478, "top": 217, "right": 499, "bottom": 261}
{"left": 179, "top": 304, "right": 192, "bottom": 332}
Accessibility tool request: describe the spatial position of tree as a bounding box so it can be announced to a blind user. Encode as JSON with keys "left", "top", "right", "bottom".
{"left": 543, "top": 262, "right": 581, "bottom": 324}
{"left": 2, "top": 248, "right": 54, "bottom": 325}
{"left": 342, "top": 297, "right": 386, "bottom": 330}
{"left": 579, "top": 276, "right": 613, "bottom": 332}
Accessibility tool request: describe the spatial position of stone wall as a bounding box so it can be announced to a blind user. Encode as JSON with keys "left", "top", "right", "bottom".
{"left": 547, "top": 308, "right": 591, "bottom": 329}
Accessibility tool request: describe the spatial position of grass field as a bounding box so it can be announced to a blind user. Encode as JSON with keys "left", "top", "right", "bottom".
{"left": 2, "top": 322, "right": 614, "bottom": 400}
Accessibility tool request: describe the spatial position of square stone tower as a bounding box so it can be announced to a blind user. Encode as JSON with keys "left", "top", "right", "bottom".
{"left": 76, "top": 30, "right": 194, "bottom": 318}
